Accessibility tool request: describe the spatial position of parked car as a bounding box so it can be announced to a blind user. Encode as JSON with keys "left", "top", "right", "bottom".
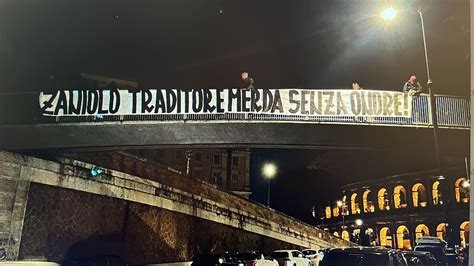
{"left": 445, "top": 248, "right": 462, "bottom": 266}
{"left": 237, "top": 251, "right": 277, "bottom": 266}
{"left": 414, "top": 245, "right": 446, "bottom": 266}
{"left": 302, "top": 249, "right": 324, "bottom": 266}
{"left": 319, "top": 247, "right": 408, "bottom": 266}
{"left": 192, "top": 253, "right": 244, "bottom": 266}
{"left": 402, "top": 251, "right": 438, "bottom": 266}
{"left": 271, "top": 250, "right": 310, "bottom": 266}
{"left": 415, "top": 237, "right": 447, "bottom": 249}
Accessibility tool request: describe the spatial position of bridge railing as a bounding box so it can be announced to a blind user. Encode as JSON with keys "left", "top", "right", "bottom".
{"left": 51, "top": 94, "right": 469, "bottom": 129}
{"left": 0, "top": 92, "right": 470, "bottom": 128}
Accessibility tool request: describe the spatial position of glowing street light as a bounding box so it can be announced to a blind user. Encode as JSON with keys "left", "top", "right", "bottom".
{"left": 336, "top": 200, "right": 343, "bottom": 207}
{"left": 262, "top": 163, "right": 277, "bottom": 179}
{"left": 462, "top": 180, "right": 470, "bottom": 188}
{"left": 380, "top": 7, "right": 397, "bottom": 21}
{"left": 262, "top": 163, "right": 277, "bottom": 207}
{"left": 355, "top": 219, "right": 364, "bottom": 227}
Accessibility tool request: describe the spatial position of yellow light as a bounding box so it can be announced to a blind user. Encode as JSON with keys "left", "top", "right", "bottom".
{"left": 381, "top": 7, "right": 397, "bottom": 21}
{"left": 337, "top": 201, "right": 343, "bottom": 207}
{"left": 262, "top": 163, "right": 277, "bottom": 179}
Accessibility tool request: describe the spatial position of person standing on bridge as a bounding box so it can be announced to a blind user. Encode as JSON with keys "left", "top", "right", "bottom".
{"left": 241, "top": 72, "right": 254, "bottom": 90}
{"left": 403, "top": 75, "right": 423, "bottom": 96}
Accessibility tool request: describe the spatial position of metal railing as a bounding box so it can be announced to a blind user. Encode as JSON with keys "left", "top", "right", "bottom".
{"left": 47, "top": 94, "right": 469, "bottom": 129}
{"left": 0, "top": 92, "right": 469, "bottom": 129}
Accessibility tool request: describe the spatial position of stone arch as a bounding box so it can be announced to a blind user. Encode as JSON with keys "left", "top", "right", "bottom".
{"left": 415, "top": 224, "right": 430, "bottom": 239}
{"left": 342, "top": 230, "right": 350, "bottom": 241}
{"left": 432, "top": 181, "right": 442, "bottom": 205}
{"left": 412, "top": 183, "right": 427, "bottom": 207}
{"left": 460, "top": 221, "right": 470, "bottom": 248}
{"left": 436, "top": 223, "right": 447, "bottom": 241}
{"left": 380, "top": 227, "right": 393, "bottom": 248}
{"left": 351, "top": 193, "right": 360, "bottom": 214}
{"left": 396, "top": 225, "right": 412, "bottom": 250}
{"left": 363, "top": 189, "right": 375, "bottom": 213}
{"left": 378, "top": 188, "right": 389, "bottom": 211}
{"left": 393, "top": 185, "right": 408, "bottom": 209}
{"left": 455, "top": 178, "right": 470, "bottom": 203}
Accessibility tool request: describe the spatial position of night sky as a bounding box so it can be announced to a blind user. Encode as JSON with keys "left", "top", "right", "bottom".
{"left": 0, "top": 0, "right": 470, "bottom": 222}
{"left": 0, "top": 0, "right": 469, "bottom": 94}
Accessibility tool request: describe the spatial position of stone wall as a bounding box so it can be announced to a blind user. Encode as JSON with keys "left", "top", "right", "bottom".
{"left": 0, "top": 163, "right": 29, "bottom": 260}
{"left": 19, "top": 183, "right": 300, "bottom": 264}
{"left": 0, "top": 150, "right": 352, "bottom": 264}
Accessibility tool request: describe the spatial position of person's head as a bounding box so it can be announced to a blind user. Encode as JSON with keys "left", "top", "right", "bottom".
{"left": 409, "top": 75, "right": 417, "bottom": 82}
{"left": 241, "top": 72, "right": 249, "bottom": 81}
{"left": 352, "top": 82, "right": 361, "bottom": 90}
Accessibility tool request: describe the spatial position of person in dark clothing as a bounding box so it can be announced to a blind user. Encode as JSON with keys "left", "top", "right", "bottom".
{"left": 241, "top": 72, "right": 254, "bottom": 90}
{"left": 403, "top": 75, "right": 423, "bottom": 96}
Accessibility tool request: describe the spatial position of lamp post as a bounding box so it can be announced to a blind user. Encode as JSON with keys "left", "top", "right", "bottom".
{"left": 262, "top": 163, "right": 277, "bottom": 207}
{"left": 337, "top": 200, "right": 346, "bottom": 229}
{"left": 380, "top": 8, "right": 441, "bottom": 172}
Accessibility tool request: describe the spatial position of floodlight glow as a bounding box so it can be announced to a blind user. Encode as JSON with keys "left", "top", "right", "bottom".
{"left": 462, "top": 180, "right": 470, "bottom": 188}
{"left": 355, "top": 219, "right": 363, "bottom": 226}
{"left": 336, "top": 201, "right": 343, "bottom": 207}
{"left": 262, "top": 163, "right": 277, "bottom": 179}
{"left": 381, "top": 7, "right": 397, "bottom": 21}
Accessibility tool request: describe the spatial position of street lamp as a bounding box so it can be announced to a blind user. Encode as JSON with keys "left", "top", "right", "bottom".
{"left": 262, "top": 163, "right": 277, "bottom": 207}
{"left": 380, "top": 7, "right": 441, "bottom": 171}
{"left": 380, "top": 7, "right": 397, "bottom": 21}
{"left": 355, "top": 219, "right": 364, "bottom": 227}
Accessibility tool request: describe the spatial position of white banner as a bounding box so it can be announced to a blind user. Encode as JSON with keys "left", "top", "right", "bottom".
{"left": 39, "top": 89, "right": 412, "bottom": 117}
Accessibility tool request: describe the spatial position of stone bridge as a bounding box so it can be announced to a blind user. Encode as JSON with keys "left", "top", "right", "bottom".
{"left": 0, "top": 150, "right": 351, "bottom": 264}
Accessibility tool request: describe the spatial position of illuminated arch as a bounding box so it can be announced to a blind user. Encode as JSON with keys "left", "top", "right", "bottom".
{"left": 363, "top": 189, "right": 375, "bottom": 213}
{"left": 394, "top": 186, "right": 408, "bottom": 209}
{"left": 460, "top": 221, "right": 470, "bottom": 248}
{"left": 378, "top": 188, "right": 389, "bottom": 211}
{"left": 342, "top": 230, "right": 350, "bottom": 241}
{"left": 333, "top": 231, "right": 340, "bottom": 238}
{"left": 415, "top": 224, "right": 430, "bottom": 239}
{"left": 351, "top": 193, "right": 361, "bottom": 214}
{"left": 365, "top": 228, "right": 376, "bottom": 246}
{"left": 325, "top": 206, "right": 331, "bottom": 219}
{"left": 380, "top": 227, "right": 393, "bottom": 248}
{"left": 436, "top": 223, "right": 447, "bottom": 240}
{"left": 332, "top": 205, "right": 340, "bottom": 217}
{"left": 412, "top": 183, "right": 427, "bottom": 207}
{"left": 432, "top": 181, "right": 441, "bottom": 205}
{"left": 342, "top": 195, "right": 348, "bottom": 215}
{"left": 396, "top": 225, "right": 412, "bottom": 250}
{"left": 455, "top": 178, "right": 470, "bottom": 203}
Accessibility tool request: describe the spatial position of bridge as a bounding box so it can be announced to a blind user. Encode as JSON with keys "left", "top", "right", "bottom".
{"left": 0, "top": 91, "right": 470, "bottom": 152}
{"left": 0, "top": 150, "right": 351, "bottom": 264}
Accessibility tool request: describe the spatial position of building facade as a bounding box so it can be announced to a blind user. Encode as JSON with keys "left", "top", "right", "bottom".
{"left": 320, "top": 171, "right": 470, "bottom": 250}
{"left": 131, "top": 149, "right": 252, "bottom": 198}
